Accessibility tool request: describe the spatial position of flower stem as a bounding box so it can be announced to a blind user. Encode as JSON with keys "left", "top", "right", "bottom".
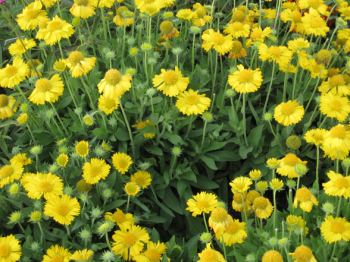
{"left": 119, "top": 99, "right": 136, "bottom": 160}
{"left": 273, "top": 189, "right": 277, "bottom": 232}
{"left": 305, "top": 65, "right": 323, "bottom": 112}
{"left": 202, "top": 212, "right": 209, "bottom": 233}
{"left": 200, "top": 122, "right": 208, "bottom": 152}
{"left": 184, "top": 115, "right": 194, "bottom": 141}
{"left": 241, "top": 193, "right": 248, "bottom": 222}
{"left": 263, "top": 61, "right": 275, "bottom": 115}
{"left": 221, "top": 235, "right": 227, "bottom": 261}
{"left": 242, "top": 93, "right": 249, "bottom": 147}
{"left": 50, "top": 102, "right": 69, "bottom": 136}
{"left": 126, "top": 195, "right": 131, "bottom": 213}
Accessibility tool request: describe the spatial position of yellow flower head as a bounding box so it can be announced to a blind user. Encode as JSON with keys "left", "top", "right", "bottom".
{"left": 270, "top": 178, "right": 284, "bottom": 190}
{"left": 23, "top": 172, "right": 63, "bottom": 200}
{"left": 323, "top": 124, "right": 350, "bottom": 151}
{"left": 258, "top": 43, "right": 293, "bottom": 67}
{"left": 323, "top": 170, "right": 350, "bottom": 198}
{"left": 321, "top": 216, "right": 350, "bottom": 243}
{"left": 228, "top": 40, "right": 247, "bottom": 59}
{"left": 274, "top": 100, "right": 304, "bottom": 126}
{"left": 130, "top": 170, "right": 152, "bottom": 189}
{"left": 289, "top": 245, "right": 317, "bottom": 262}
{"left": 293, "top": 188, "right": 318, "bottom": 212}
{"left": 98, "top": 69, "right": 132, "bottom": 97}
{"left": 0, "top": 162, "right": 23, "bottom": 188}
{"left": 125, "top": 182, "right": 140, "bottom": 196}
{"left": 301, "top": 9, "right": 330, "bottom": 36}
{"left": 70, "top": 249, "right": 94, "bottom": 261}
{"left": 176, "top": 9, "right": 198, "bottom": 21}
{"left": 262, "top": 250, "right": 283, "bottom": 262}
{"left": 82, "top": 158, "right": 111, "bottom": 184}
{"left": 192, "top": 3, "right": 212, "bottom": 27}
{"left": 17, "top": 3, "right": 47, "bottom": 31}
{"left": 105, "top": 208, "right": 134, "bottom": 230}
{"left": 288, "top": 38, "right": 310, "bottom": 52}
{"left": 304, "top": 128, "right": 327, "bottom": 146}
{"left": 175, "top": 89, "right": 211, "bottom": 115}
{"left": 266, "top": 158, "right": 281, "bottom": 169}
{"left": 224, "top": 22, "right": 250, "bottom": 38}
{"left": 277, "top": 153, "right": 307, "bottom": 178}
{"left": 197, "top": 243, "right": 226, "bottom": 262}
{"left": 0, "top": 57, "right": 29, "bottom": 88}
{"left": 57, "top": 154, "right": 68, "bottom": 167}
{"left": 228, "top": 65, "right": 263, "bottom": 93}
{"left": 42, "top": 245, "right": 71, "bottom": 262}
{"left": 16, "top": 113, "right": 28, "bottom": 125}
{"left": 319, "top": 93, "right": 350, "bottom": 122}
{"left": 0, "top": 95, "right": 18, "bottom": 120}
{"left": 75, "top": 141, "right": 89, "bottom": 157}
{"left": 133, "top": 241, "right": 167, "bottom": 262}
{"left": 220, "top": 219, "right": 247, "bottom": 246}
{"left": 54, "top": 59, "right": 67, "bottom": 72}
{"left": 201, "top": 29, "right": 233, "bottom": 55}
{"left": 230, "top": 176, "right": 252, "bottom": 193}
{"left": 186, "top": 192, "right": 219, "bottom": 216}
{"left": 0, "top": 235, "right": 22, "bottom": 262}
{"left": 298, "top": 0, "right": 329, "bottom": 15}
{"left": 249, "top": 170, "right": 261, "bottom": 180}
{"left": 318, "top": 74, "right": 350, "bottom": 96}
{"left": 9, "top": 38, "right": 37, "bottom": 56}
{"left": 66, "top": 51, "right": 96, "bottom": 78}
{"left": 113, "top": 7, "right": 134, "bottom": 27}
{"left": 208, "top": 207, "right": 233, "bottom": 238}
{"left": 29, "top": 74, "right": 64, "bottom": 105}
{"left": 70, "top": 0, "right": 96, "bottom": 18}
{"left": 252, "top": 196, "right": 274, "bottom": 219}
{"left": 98, "top": 95, "right": 119, "bottom": 115}
{"left": 112, "top": 152, "right": 132, "bottom": 174}
{"left": 10, "top": 153, "right": 31, "bottom": 166}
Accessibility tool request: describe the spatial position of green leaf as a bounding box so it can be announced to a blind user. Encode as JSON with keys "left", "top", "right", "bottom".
{"left": 145, "top": 216, "right": 167, "bottom": 223}
{"left": 71, "top": 218, "right": 85, "bottom": 232}
{"left": 190, "top": 175, "right": 219, "bottom": 189}
{"left": 104, "top": 199, "right": 127, "bottom": 211}
{"left": 163, "top": 188, "right": 184, "bottom": 214}
{"left": 247, "top": 125, "right": 264, "bottom": 148}
{"left": 92, "top": 127, "right": 108, "bottom": 139}
{"left": 162, "top": 132, "right": 184, "bottom": 145}
{"left": 199, "top": 155, "right": 218, "bottom": 170}
{"left": 239, "top": 145, "right": 253, "bottom": 159}
{"left": 131, "top": 198, "right": 150, "bottom": 212}
{"left": 57, "top": 96, "right": 72, "bottom": 110}
{"left": 202, "top": 142, "right": 226, "bottom": 153}
{"left": 177, "top": 180, "right": 189, "bottom": 197}
{"left": 144, "top": 145, "right": 163, "bottom": 155}
{"left": 115, "top": 128, "right": 129, "bottom": 141}
{"left": 152, "top": 228, "right": 160, "bottom": 242}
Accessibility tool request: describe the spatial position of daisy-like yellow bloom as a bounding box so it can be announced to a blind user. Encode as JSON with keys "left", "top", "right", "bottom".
{"left": 323, "top": 124, "right": 350, "bottom": 151}
{"left": 339, "top": 6, "right": 350, "bottom": 20}
{"left": 201, "top": 29, "right": 233, "bottom": 55}
{"left": 29, "top": 74, "right": 64, "bottom": 105}
{"left": 132, "top": 120, "right": 156, "bottom": 138}
{"left": 66, "top": 51, "right": 96, "bottom": 78}
{"left": 113, "top": 6, "right": 134, "bottom": 27}
{"left": 280, "top": 9, "right": 304, "bottom": 33}
{"left": 293, "top": 188, "right": 318, "bottom": 212}
{"left": 42, "top": 245, "right": 71, "bottom": 262}
{"left": 54, "top": 59, "right": 66, "bottom": 72}
{"left": 298, "top": 0, "right": 329, "bottom": 15}
{"left": 70, "top": 249, "right": 93, "bottom": 261}
{"left": 230, "top": 176, "right": 252, "bottom": 193}
{"left": 258, "top": 44, "right": 293, "bottom": 68}
{"left": 36, "top": 16, "right": 75, "bottom": 45}
{"left": 70, "top": 0, "right": 95, "bottom": 18}
{"left": 82, "top": 158, "right": 111, "bottom": 184}
{"left": 318, "top": 74, "right": 350, "bottom": 96}
{"left": 152, "top": 66, "right": 189, "bottom": 97}
{"left": 197, "top": 243, "right": 226, "bottom": 262}
{"left": 75, "top": 141, "right": 89, "bottom": 157}
{"left": 76, "top": 179, "right": 92, "bottom": 193}
{"left": 135, "top": 0, "right": 174, "bottom": 13}
{"left": 57, "top": 154, "right": 68, "bottom": 167}
{"left": 8, "top": 38, "right": 36, "bottom": 56}
{"left": 10, "top": 153, "right": 31, "bottom": 166}
{"left": 323, "top": 170, "right": 350, "bottom": 198}
{"left": 125, "top": 182, "right": 140, "bottom": 196}
{"left": 16, "top": 113, "right": 28, "bottom": 125}
{"left": 274, "top": 100, "right": 304, "bottom": 126}
{"left": 44, "top": 194, "right": 80, "bottom": 225}
{"left": 232, "top": 192, "right": 250, "bottom": 212}
{"left": 112, "top": 152, "right": 132, "bottom": 174}
{"left": 289, "top": 245, "right": 317, "bottom": 262}
{"left": 23, "top": 172, "right": 63, "bottom": 199}
{"left": 288, "top": 38, "right": 310, "bottom": 52}
{"left": 252, "top": 196, "right": 273, "bottom": 219}
{"left": 26, "top": 59, "right": 43, "bottom": 78}
{"left": 270, "top": 178, "right": 284, "bottom": 190}
{"left": 245, "top": 26, "right": 272, "bottom": 47}
{"left": 262, "top": 250, "right": 283, "bottom": 262}
{"left": 105, "top": 208, "right": 134, "bottom": 230}
{"left": 0, "top": 234, "right": 21, "bottom": 262}
{"left": 0, "top": 162, "right": 23, "bottom": 188}
{"left": 304, "top": 128, "right": 327, "bottom": 146}
{"left": 276, "top": 153, "right": 307, "bottom": 178}
{"left": 307, "top": 59, "right": 328, "bottom": 79}
{"left": 249, "top": 170, "right": 261, "bottom": 180}
{"left": 246, "top": 190, "right": 260, "bottom": 204}
{"left": 176, "top": 89, "right": 211, "bottom": 115}
{"left": 256, "top": 181, "right": 268, "bottom": 192}
{"left": 319, "top": 93, "right": 350, "bottom": 122}
{"left": 17, "top": 3, "right": 47, "bottom": 31}
{"left": 192, "top": 3, "right": 211, "bottom": 27}
{"left": 228, "top": 65, "right": 263, "bottom": 93}
{"left": 111, "top": 225, "right": 150, "bottom": 260}
{"left": 0, "top": 95, "right": 18, "bottom": 120}
{"left": 223, "top": 22, "right": 250, "bottom": 38}
{"left": 98, "top": 95, "right": 119, "bottom": 115}
{"left": 160, "top": 21, "right": 179, "bottom": 40}
{"left": 266, "top": 158, "right": 281, "bottom": 169}
{"left": 176, "top": 9, "right": 197, "bottom": 21}
{"left": 322, "top": 146, "right": 349, "bottom": 160}
{"left": 328, "top": 68, "right": 341, "bottom": 78}
{"left": 228, "top": 40, "right": 247, "bottom": 59}
{"left": 219, "top": 219, "right": 247, "bottom": 246}
{"left": 301, "top": 9, "right": 330, "bottom": 36}
{"left": 133, "top": 241, "right": 167, "bottom": 262}
{"left": 91, "top": 0, "right": 114, "bottom": 7}
{"left": 286, "top": 215, "right": 309, "bottom": 235}
{"left": 208, "top": 207, "right": 233, "bottom": 238}
{"left": 321, "top": 216, "right": 350, "bottom": 243}
{"left": 186, "top": 192, "right": 218, "bottom": 216}
{"left": 0, "top": 57, "right": 29, "bottom": 88}
{"left": 98, "top": 69, "right": 132, "bottom": 97}
{"left": 130, "top": 170, "right": 152, "bottom": 189}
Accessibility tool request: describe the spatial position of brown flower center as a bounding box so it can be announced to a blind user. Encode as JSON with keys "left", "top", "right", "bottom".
{"left": 163, "top": 70, "right": 178, "bottom": 85}
{"left": 231, "top": 40, "right": 243, "bottom": 53}
{"left": 35, "top": 79, "right": 52, "bottom": 92}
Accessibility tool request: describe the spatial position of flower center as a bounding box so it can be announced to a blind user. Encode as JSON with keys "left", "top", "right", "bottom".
{"left": 233, "top": 193, "right": 243, "bottom": 203}
{"left": 197, "top": 199, "right": 209, "bottom": 208}
{"left": 268, "top": 46, "right": 281, "bottom": 57}
{"left": 329, "top": 75, "right": 345, "bottom": 87}
{"left": 310, "top": 18, "right": 322, "bottom": 28}
{"left": 68, "top": 51, "right": 84, "bottom": 66}
{"left": 112, "top": 211, "right": 125, "bottom": 223}
{"left": 250, "top": 30, "right": 261, "bottom": 40}
{"left": 0, "top": 166, "right": 14, "bottom": 178}
{"left": 0, "top": 95, "right": 9, "bottom": 108}
{"left": 201, "top": 249, "right": 218, "bottom": 262}
{"left": 238, "top": 70, "right": 252, "bottom": 83}
{"left": 35, "top": 79, "right": 52, "bottom": 92}
{"left": 281, "top": 103, "right": 295, "bottom": 116}
{"left": 343, "top": 9, "right": 350, "bottom": 16}
{"left": 75, "top": 0, "right": 89, "bottom": 6}
{"left": 186, "top": 95, "right": 199, "bottom": 105}
{"left": 211, "top": 33, "right": 225, "bottom": 45}
{"left": 90, "top": 166, "right": 101, "bottom": 176}
{"left": 254, "top": 197, "right": 268, "bottom": 209}
{"left": 55, "top": 203, "right": 69, "bottom": 216}
{"left": 232, "top": 22, "right": 244, "bottom": 31}
{"left": 226, "top": 221, "right": 240, "bottom": 234}
{"left": 135, "top": 177, "right": 145, "bottom": 186}
{"left": 123, "top": 233, "right": 137, "bottom": 247}
{"left": 329, "top": 99, "right": 342, "bottom": 111}
{"left": 235, "top": 182, "right": 246, "bottom": 190}
{"left": 294, "top": 246, "right": 313, "bottom": 262}
{"left": 105, "top": 98, "right": 116, "bottom": 109}
{"left": 210, "top": 208, "right": 228, "bottom": 223}
{"left": 330, "top": 126, "right": 346, "bottom": 139}
{"left": 328, "top": 68, "right": 339, "bottom": 77}
{"left": 52, "top": 255, "right": 64, "bottom": 262}
{"left": 118, "top": 159, "right": 128, "bottom": 168}
{"left": 231, "top": 40, "right": 243, "bottom": 53}
{"left": 308, "top": 0, "right": 320, "bottom": 9}
{"left": 105, "top": 69, "right": 122, "bottom": 85}
{"left": 38, "top": 18, "right": 50, "bottom": 29}
{"left": 38, "top": 181, "right": 52, "bottom": 192}
{"left": 77, "top": 144, "right": 88, "bottom": 155}
{"left": 136, "top": 121, "right": 148, "bottom": 129}
{"left": 5, "top": 66, "right": 18, "bottom": 77}
{"left": 231, "top": 10, "right": 245, "bottom": 22}
{"left": 160, "top": 21, "right": 174, "bottom": 34}
{"left": 334, "top": 177, "right": 349, "bottom": 188}
{"left": 331, "top": 221, "right": 346, "bottom": 233}
{"left": 48, "top": 21, "right": 63, "bottom": 31}
{"left": 117, "top": 6, "right": 128, "bottom": 15}
{"left": 283, "top": 154, "right": 299, "bottom": 166}
{"left": 25, "top": 9, "right": 38, "bottom": 20}
{"left": 0, "top": 244, "right": 10, "bottom": 258}
{"left": 287, "top": 216, "right": 298, "bottom": 225}
{"left": 144, "top": 249, "right": 161, "bottom": 262}
{"left": 144, "top": 0, "right": 155, "bottom": 3}
{"left": 296, "top": 188, "right": 311, "bottom": 202}
{"left": 163, "top": 70, "right": 178, "bottom": 85}
{"left": 196, "top": 7, "right": 206, "bottom": 18}
{"left": 126, "top": 184, "right": 137, "bottom": 194}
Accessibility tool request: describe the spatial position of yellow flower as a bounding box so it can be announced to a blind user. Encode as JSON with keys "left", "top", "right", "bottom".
{"left": 42, "top": 245, "right": 71, "bottom": 262}
{"left": 111, "top": 225, "right": 150, "bottom": 260}
{"left": 197, "top": 243, "right": 226, "bottom": 262}
{"left": 258, "top": 43, "right": 293, "bottom": 68}
{"left": 0, "top": 95, "right": 18, "bottom": 120}
{"left": 125, "top": 182, "right": 140, "bottom": 196}
{"left": 274, "top": 100, "right": 304, "bottom": 126}
{"left": 256, "top": 181, "right": 268, "bottom": 192}
{"left": 152, "top": 66, "right": 189, "bottom": 97}
{"left": 133, "top": 241, "right": 167, "bottom": 262}
{"left": 29, "top": 74, "right": 64, "bottom": 105}
{"left": 36, "top": 16, "right": 75, "bottom": 46}
{"left": 228, "top": 65, "right": 263, "bottom": 93}
{"left": 319, "top": 93, "right": 350, "bottom": 122}
{"left": 26, "top": 59, "right": 43, "bottom": 78}
{"left": 245, "top": 26, "right": 272, "bottom": 47}
{"left": 201, "top": 29, "right": 233, "bottom": 55}
{"left": 105, "top": 208, "right": 134, "bottom": 230}
{"left": 0, "top": 57, "right": 29, "bottom": 88}
{"left": 262, "top": 250, "right": 283, "bottom": 262}
{"left": 17, "top": 3, "right": 47, "bottom": 31}
{"left": 286, "top": 215, "right": 309, "bottom": 235}
{"left": 276, "top": 153, "right": 307, "bottom": 178}
{"left": 270, "top": 178, "right": 284, "bottom": 190}
{"left": 318, "top": 74, "right": 350, "bottom": 96}
{"left": 112, "top": 152, "right": 132, "bottom": 174}
{"left": 321, "top": 216, "right": 350, "bottom": 243}
{"left": 0, "top": 235, "right": 21, "bottom": 262}
{"left": 54, "top": 59, "right": 66, "bottom": 72}
{"left": 66, "top": 51, "right": 96, "bottom": 78}
{"left": 322, "top": 146, "right": 349, "bottom": 160}
{"left": 224, "top": 22, "right": 250, "bottom": 38}
{"left": 293, "top": 188, "right": 318, "bottom": 212}
{"left": 287, "top": 38, "right": 310, "bottom": 51}
{"left": 186, "top": 192, "right": 219, "bottom": 216}
{"left": 98, "top": 95, "right": 119, "bottom": 115}
{"left": 301, "top": 9, "right": 330, "bottom": 36}
{"left": 98, "top": 69, "right": 132, "bottom": 97}
{"left": 176, "top": 9, "right": 197, "bottom": 21}
{"left": 304, "top": 128, "right": 327, "bottom": 146}
{"left": 289, "top": 245, "right": 317, "bottom": 262}
{"left": 228, "top": 40, "right": 247, "bottom": 59}
{"left": 130, "top": 170, "right": 152, "bottom": 189}
{"left": 44, "top": 194, "right": 81, "bottom": 225}
{"left": 113, "top": 7, "right": 133, "bottom": 27}
{"left": 75, "top": 141, "right": 89, "bottom": 157}
{"left": 10, "top": 153, "right": 31, "bottom": 166}
{"left": 82, "top": 158, "right": 111, "bottom": 184}
{"left": 298, "top": 0, "right": 329, "bottom": 15}
{"left": 249, "top": 170, "right": 261, "bottom": 180}
{"left": 232, "top": 192, "right": 250, "bottom": 212}
{"left": 70, "top": 0, "right": 96, "bottom": 18}
{"left": 132, "top": 120, "right": 156, "bottom": 138}
{"left": 208, "top": 207, "right": 233, "bottom": 238}
{"left": 307, "top": 59, "right": 328, "bottom": 79}
{"left": 230, "top": 176, "right": 252, "bottom": 193}
{"left": 176, "top": 89, "right": 211, "bottom": 115}
{"left": 91, "top": 0, "right": 115, "bottom": 7}
{"left": 323, "top": 124, "right": 350, "bottom": 151}
{"left": 246, "top": 190, "right": 260, "bottom": 204}
{"left": 252, "top": 196, "right": 273, "bottom": 219}
{"left": 23, "top": 172, "right": 63, "bottom": 200}
{"left": 192, "top": 3, "right": 211, "bottom": 27}
{"left": 70, "top": 249, "right": 93, "bottom": 261}
{"left": 339, "top": 6, "right": 350, "bottom": 20}
{"left": 160, "top": 21, "right": 179, "bottom": 40}
{"left": 266, "top": 158, "right": 281, "bottom": 169}
{"left": 220, "top": 219, "right": 247, "bottom": 246}
{"left": 280, "top": 9, "right": 304, "bottom": 33}
{"left": 323, "top": 170, "right": 350, "bottom": 198}
{"left": 8, "top": 38, "right": 37, "bottom": 56}
{"left": 16, "top": 113, "right": 28, "bottom": 125}
{"left": 57, "top": 154, "right": 68, "bottom": 167}
{"left": 0, "top": 162, "right": 23, "bottom": 188}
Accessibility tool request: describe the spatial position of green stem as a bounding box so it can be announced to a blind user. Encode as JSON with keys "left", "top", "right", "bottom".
{"left": 80, "top": 76, "right": 96, "bottom": 110}
{"left": 65, "top": 224, "right": 70, "bottom": 237}
{"left": 211, "top": 51, "right": 219, "bottom": 100}
{"left": 268, "top": 121, "right": 277, "bottom": 138}
{"left": 305, "top": 65, "right": 323, "bottom": 112}
{"left": 241, "top": 193, "right": 248, "bottom": 222}
{"left": 84, "top": 19, "right": 97, "bottom": 57}
{"left": 203, "top": 212, "right": 209, "bottom": 233}
{"left": 273, "top": 190, "right": 277, "bottom": 233}
{"left": 126, "top": 195, "right": 130, "bottom": 213}
{"left": 38, "top": 222, "right": 44, "bottom": 243}
{"left": 301, "top": 211, "right": 305, "bottom": 245}
{"left": 119, "top": 99, "right": 136, "bottom": 160}
{"left": 263, "top": 61, "right": 276, "bottom": 115}
{"left": 200, "top": 122, "right": 208, "bottom": 152}
{"left": 100, "top": 8, "right": 108, "bottom": 41}
{"left": 184, "top": 115, "right": 194, "bottom": 141}
{"left": 50, "top": 102, "right": 69, "bottom": 136}
{"left": 330, "top": 242, "right": 337, "bottom": 261}
{"left": 221, "top": 235, "right": 227, "bottom": 260}
{"left": 292, "top": 51, "right": 300, "bottom": 100}
{"left": 336, "top": 196, "right": 342, "bottom": 217}
{"left": 242, "top": 93, "right": 248, "bottom": 147}
{"left": 26, "top": 124, "right": 36, "bottom": 142}
{"left": 105, "top": 233, "right": 113, "bottom": 252}
{"left": 192, "top": 34, "right": 196, "bottom": 72}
